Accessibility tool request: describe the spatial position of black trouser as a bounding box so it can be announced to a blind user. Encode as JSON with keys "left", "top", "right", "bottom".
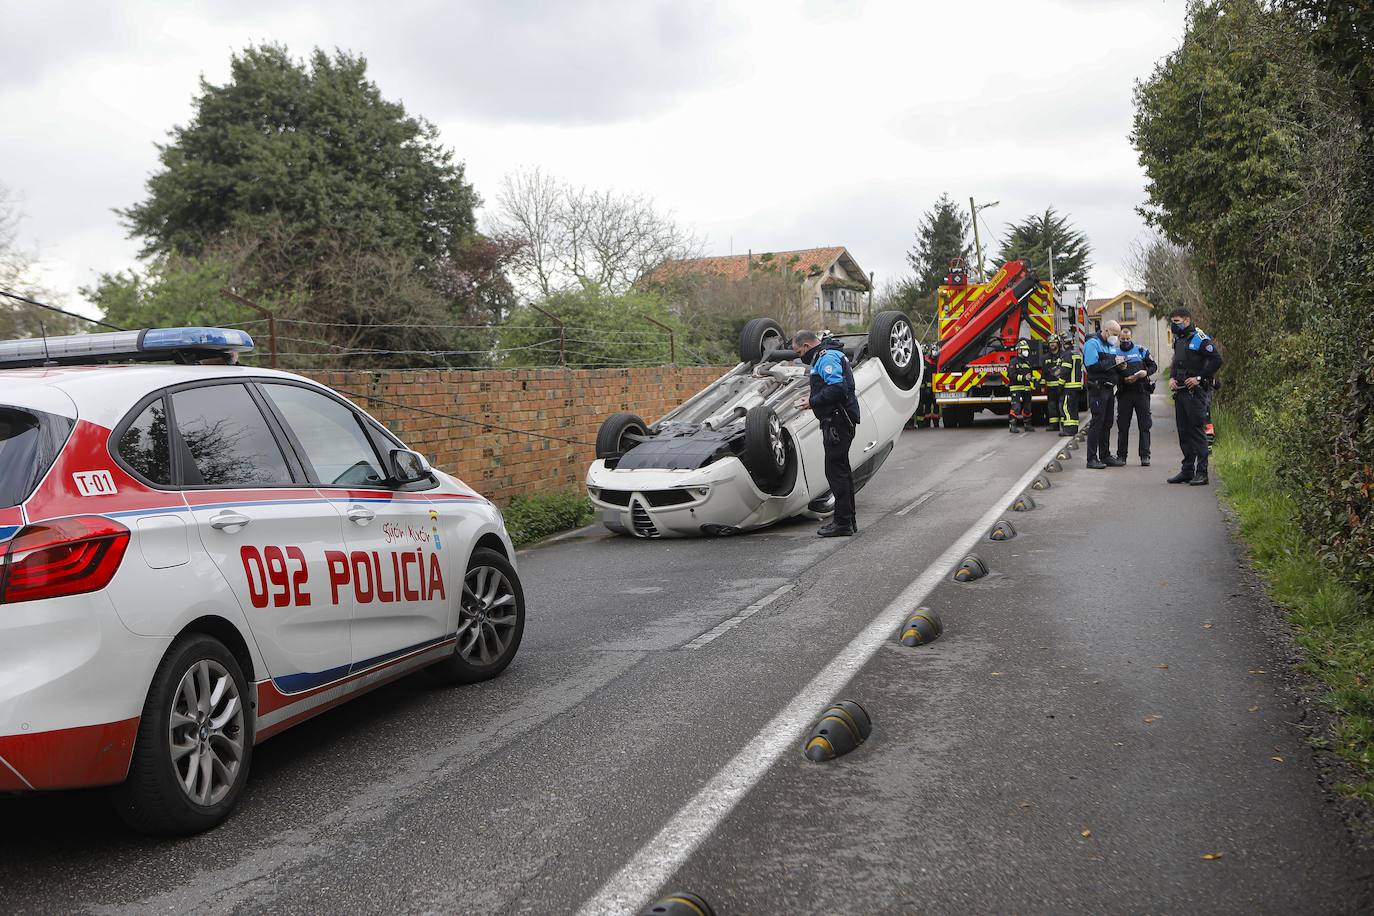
{"left": 1174, "top": 387, "right": 1209, "bottom": 475}
{"left": 1115, "top": 384, "right": 1152, "bottom": 460}
{"left": 1045, "top": 385, "right": 1062, "bottom": 429}
{"left": 1086, "top": 383, "right": 1115, "bottom": 460}
{"left": 1061, "top": 386, "right": 1081, "bottom": 431}
{"left": 820, "top": 412, "right": 856, "bottom": 527}
{"left": 1009, "top": 389, "right": 1032, "bottom": 429}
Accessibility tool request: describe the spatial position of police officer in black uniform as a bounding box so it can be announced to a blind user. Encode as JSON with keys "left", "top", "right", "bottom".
{"left": 1114, "top": 325, "right": 1157, "bottom": 466}
{"left": 794, "top": 330, "right": 861, "bottom": 536}
{"left": 1166, "top": 307, "right": 1223, "bottom": 485}
{"left": 1083, "top": 319, "right": 1126, "bottom": 468}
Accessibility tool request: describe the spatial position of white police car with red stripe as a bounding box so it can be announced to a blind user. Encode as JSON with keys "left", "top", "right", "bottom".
{"left": 0, "top": 328, "right": 524, "bottom": 834}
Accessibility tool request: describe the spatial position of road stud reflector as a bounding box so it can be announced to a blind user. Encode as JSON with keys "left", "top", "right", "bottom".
{"left": 639, "top": 892, "right": 718, "bottom": 916}
{"left": 1011, "top": 494, "right": 1036, "bottom": 512}
{"left": 899, "top": 608, "right": 944, "bottom": 646}
{"left": 803, "top": 700, "right": 872, "bottom": 761}
{"left": 1044, "top": 459, "right": 1063, "bottom": 473}
{"left": 989, "top": 519, "right": 1017, "bottom": 541}
{"left": 1030, "top": 475, "right": 1052, "bottom": 490}
{"left": 1065, "top": 440, "right": 1079, "bottom": 451}
{"left": 954, "top": 554, "right": 988, "bottom": 582}
{"left": 1055, "top": 449, "right": 1071, "bottom": 461}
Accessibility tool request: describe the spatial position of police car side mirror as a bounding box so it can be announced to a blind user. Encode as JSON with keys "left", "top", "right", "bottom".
{"left": 389, "top": 448, "right": 433, "bottom": 484}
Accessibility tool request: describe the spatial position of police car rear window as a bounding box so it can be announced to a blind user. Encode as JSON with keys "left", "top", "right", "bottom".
{"left": 0, "top": 406, "right": 74, "bottom": 508}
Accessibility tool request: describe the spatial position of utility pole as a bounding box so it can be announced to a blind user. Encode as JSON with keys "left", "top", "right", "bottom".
{"left": 968, "top": 198, "right": 999, "bottom": 282}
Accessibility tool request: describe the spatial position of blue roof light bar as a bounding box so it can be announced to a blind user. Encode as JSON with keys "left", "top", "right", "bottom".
{"left": 0, "top": 327, "right": 255, "bottom": 368}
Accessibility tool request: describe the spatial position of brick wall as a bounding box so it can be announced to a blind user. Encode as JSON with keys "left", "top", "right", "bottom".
{"left": 302, "top": 366, "right": 730, "bottom": 505}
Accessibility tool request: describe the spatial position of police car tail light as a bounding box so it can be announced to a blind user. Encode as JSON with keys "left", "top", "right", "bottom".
{"left": 0, "top": 516, "right": 131, "bottom": 604}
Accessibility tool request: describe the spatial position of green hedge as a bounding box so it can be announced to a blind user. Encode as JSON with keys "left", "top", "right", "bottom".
{"left": 502, "top": 491, "right": 594, "bottom": 547}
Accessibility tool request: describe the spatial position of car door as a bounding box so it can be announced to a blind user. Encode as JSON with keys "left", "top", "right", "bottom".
{"left": 257, "top": 382, "right": 446, "bottom": 673}
{"left": 172, "top": 381, "right": 353, "bottom": 691}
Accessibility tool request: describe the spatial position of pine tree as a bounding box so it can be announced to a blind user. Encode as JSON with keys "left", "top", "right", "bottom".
{"left": 906, "top": 194, "right": 972, "bottom": 296}
{"left": 996, "top": 208, "right": 1092, "bottom": 285}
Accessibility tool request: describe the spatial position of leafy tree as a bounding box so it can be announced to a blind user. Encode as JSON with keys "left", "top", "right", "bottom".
{"left": 122, "top": 44, "right": 477, "bottom": 266}
{"left": 906, "top": 193, "right": 971, "bottom": 296}
{"left": 995, "top": 207, "right": 1092, "bottom": 285}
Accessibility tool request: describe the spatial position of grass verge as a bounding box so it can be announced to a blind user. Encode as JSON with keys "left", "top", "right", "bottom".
{"left": 1212, "top": 407, "right": 1374, "bottom": 802}
{"left": 502, "top": 490, "right": 595, "bottom": 548}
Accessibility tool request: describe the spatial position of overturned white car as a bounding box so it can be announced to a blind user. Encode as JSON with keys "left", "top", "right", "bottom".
{"left": 586, "top": 311, "right": 923, "bottom": 537}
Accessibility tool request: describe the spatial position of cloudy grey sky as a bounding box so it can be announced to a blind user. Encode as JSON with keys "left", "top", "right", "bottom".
{"left": 1, "top": 0, "right": 1188, "bottom": 315}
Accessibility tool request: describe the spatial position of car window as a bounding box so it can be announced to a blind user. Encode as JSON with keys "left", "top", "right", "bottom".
{"left": 0, "top": 407, "right": 72, "bottom": 508}
{"left": 261, "top": 384, "right": 387, "bottom": 487}
{"left": 117, "top": 398, "right": 172, "bottom": 486}
{"left": 171, "top": 384, "right": 292, "bottom": 487}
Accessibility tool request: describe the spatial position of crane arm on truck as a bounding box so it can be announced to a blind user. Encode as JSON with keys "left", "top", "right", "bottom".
{"left": 935, "top": 259, "right": 1042, "bottom": 375}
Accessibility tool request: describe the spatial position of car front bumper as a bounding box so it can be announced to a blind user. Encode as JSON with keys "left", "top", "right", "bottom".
{"left": 586, "top": 458, "right": 797, "bottom": 537}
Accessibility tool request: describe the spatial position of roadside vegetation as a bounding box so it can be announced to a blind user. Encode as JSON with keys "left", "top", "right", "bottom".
{"left": 1213, "top": 409, "right": 1374, "bottom": 800}
{"left": 1133, "top": 0, "right": 1374, "bottom": 793}
{"left": 501, "top": 491, "right": 595, "bottom": 548}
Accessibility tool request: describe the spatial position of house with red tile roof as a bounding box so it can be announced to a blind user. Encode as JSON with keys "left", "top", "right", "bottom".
{"left": 644, "top": 246, "right": 872, "bottom": 322}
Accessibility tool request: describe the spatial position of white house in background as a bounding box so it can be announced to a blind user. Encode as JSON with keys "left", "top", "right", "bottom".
{"left": 1088, "top": 290, "right": 1169, "bottom": 357}
{"left": 646, "top": 246, "right": 873, "bottom": 323}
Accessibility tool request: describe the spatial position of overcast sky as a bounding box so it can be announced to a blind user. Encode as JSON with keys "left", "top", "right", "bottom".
{"left": 2, "top": 0, "right": 1189, "bottom": 316}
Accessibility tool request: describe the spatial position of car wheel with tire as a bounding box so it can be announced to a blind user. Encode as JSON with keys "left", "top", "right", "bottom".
{"left": 742, "top": 405, "right": 788, "bottom": 482}
{"left": 112, "top": 634, "right": 254, "bottom": 835}
{"left": 739, "top": 317, "right": 786, "bottom": 363}
{"left": 430, "top": 548, "right": 525, "bottom": 685}
{"left": 596, "top": 412, "right": 649, "bottom": 459}
{"left": 868, "top": 310, "right": 921, "bottom": 390}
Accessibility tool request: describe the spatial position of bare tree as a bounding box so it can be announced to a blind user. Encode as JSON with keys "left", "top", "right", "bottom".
{"left": 0, "top": 184, "right": 75, "bottom": 338}
{"left": 1124, "top": 233, "right": 1208, "bottom": 323}
{"left": 492, "top": 168, "right": 700, "bottom": 299}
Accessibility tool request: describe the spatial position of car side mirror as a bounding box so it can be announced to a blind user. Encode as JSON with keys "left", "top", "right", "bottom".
{"left": 389, "top": 448, "right": 433, "bottom": 484}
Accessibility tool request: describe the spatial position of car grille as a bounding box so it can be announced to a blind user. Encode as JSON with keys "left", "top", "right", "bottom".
{"left": 597, "top": 489, "right": 632, "bottom": 506}
{"left": 642, "top": 489, "right": 695, "bottom": 507}
{"left": 630, "top": 498, "right": 660, "bottom": 538}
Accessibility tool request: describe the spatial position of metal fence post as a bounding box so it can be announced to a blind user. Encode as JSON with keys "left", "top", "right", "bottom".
{"left": 643, "top": 315, "right": 676, "bottom": 365}
{"left": 221, "top": 289, "right": 277, "bottom": 369}
{"left": 529, "top": 303, "right": 565, "bottom": 366}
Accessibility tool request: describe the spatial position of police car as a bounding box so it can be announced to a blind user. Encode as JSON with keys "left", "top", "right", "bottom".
{"left": 0, "top": 328, "right": 524, "bottom": 834}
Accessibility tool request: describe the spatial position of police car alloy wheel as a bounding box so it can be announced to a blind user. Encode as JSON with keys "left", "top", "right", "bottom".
{"left": 114, "top": 634, "right": 255, "bottom": 835}
{"left": 430, "top": 548, "right": 526, "bottom": 684}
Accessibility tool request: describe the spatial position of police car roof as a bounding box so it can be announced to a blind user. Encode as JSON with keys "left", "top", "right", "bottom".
{"left": 0, "top": 326, "right": 253, "bottom": 369}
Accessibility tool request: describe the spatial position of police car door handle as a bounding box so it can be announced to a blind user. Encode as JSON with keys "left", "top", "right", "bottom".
{"left": 346, "top": 505, "right": 376, "bottom": 526}
{"left": 209, "top": 511, "right": 251, "bottom": 533}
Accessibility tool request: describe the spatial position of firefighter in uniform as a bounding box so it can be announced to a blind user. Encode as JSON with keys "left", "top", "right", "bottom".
{"left": 1007, "top": 338, "right": 1035, "bottom": 433}
{"left": 794, "top": 329, "right": 861, "bottom": 535}
{"left": 914, "top": 343, "right": 940, "bottom": 428}
{"left": 1059, "top": 333, "right": 1082, "bottom": 437}
{"left": 1042, "top": 335, "right": 1064, "bottom": 434}
{"left": 1166, "top": 307, "right": 1223, "bottom": 485}
{"left": 1083, "top": 320, "right": 1126, "bottom": 468}
{"left": 1114, "top": 325, "right": 1157, "bottom": 466}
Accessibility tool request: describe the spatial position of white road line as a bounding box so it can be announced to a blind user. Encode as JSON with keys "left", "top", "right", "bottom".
{"left": 895, "top": 490, "right": 935, "bottom": 517}
{"left": 575, "top": 438, "right": 1065, "bottom": 916}
{"left": 681, "top": 584, "right": 796, "bottom": 650}
{"left": 975, "top": 449, "right": 997, "bottom": 463}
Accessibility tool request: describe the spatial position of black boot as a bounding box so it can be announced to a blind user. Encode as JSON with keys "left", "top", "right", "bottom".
{"left": 817, "top": 521, "right": 856, "bottom": 537}
{"left": 1141, "top": 457, "right": 1151, "bottom": 467}
{"left": 1189, "top": 472, "right": 1210, "bottom": 486}
{"left": 1105, "top": 456, "right": 1126, "bottom": 467}
{"left": 1086, "top": 458, "right": 1107, "bottom": 469}
{"left": 1167, "top": 470, "right": 1193, "bottom": 484}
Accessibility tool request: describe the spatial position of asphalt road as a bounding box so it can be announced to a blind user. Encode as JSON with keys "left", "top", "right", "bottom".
{"left": 2, "top": 395, "right": 1371, "bottom": 915}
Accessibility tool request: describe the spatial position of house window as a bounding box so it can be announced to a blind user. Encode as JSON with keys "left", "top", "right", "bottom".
{"left": 1122, "top": 299, "right": 1135, "bottom": 322}
{"left": 814, "top": 295, "right": 821, "bottom": 310}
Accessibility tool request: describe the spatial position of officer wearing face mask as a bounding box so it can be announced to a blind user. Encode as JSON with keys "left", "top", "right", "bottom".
{"left": 1007, "top": 338, "right": 1035, "bottom": 433}
{"left": 794, "top": 329, "right": 861, "bottom": 536}
{"left": 1082, "top": 319, "right": 1126, "bottom": 468}
{"left": 1114, "top": 326, "right": 1157, "bottom": 466}
{"left": 1166, "top": 307, "right": 1223, "bottom": 485}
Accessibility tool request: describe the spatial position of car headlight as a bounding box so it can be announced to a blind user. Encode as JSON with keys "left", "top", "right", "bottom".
{"left": 587, "top": 486, "right": 601, "bottom": 498}
{"left": 696, "top": 487, "right": 709, "bottom": 496}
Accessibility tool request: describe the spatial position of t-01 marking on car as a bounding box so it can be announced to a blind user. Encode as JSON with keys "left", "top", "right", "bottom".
{"left": 0, "top": 326, "right": 525, "bottom": 835}
{"left": 72, "top": 469, "right": 119, "bottom": 496}
{"left": 586, "top": 311, "right": 923, "bottom": 537}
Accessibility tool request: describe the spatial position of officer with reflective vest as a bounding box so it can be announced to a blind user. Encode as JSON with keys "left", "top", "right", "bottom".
{"left": 794, "top": 329, "right": 861, "bottom": 535}
{"left": 1042, "top": 335, "right": 1064, "bottom": 434}
{"left": 1007, "top": 338, "right": 1035, "bottom": 433}
{"left": 914, "top": 343, "right": 940, "bottom": 428}
{"left": 1058, "top": 333, "right": 1082, "bottom": 437}
{"left": 1114, "top": 325, "right": 1157, "bottom": 466}
{"left": 1166, "top": 307, "right": 1223, "bottom": 485}
{"left": 1082, "top": 320, "right": 1126, "bottom": 468}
